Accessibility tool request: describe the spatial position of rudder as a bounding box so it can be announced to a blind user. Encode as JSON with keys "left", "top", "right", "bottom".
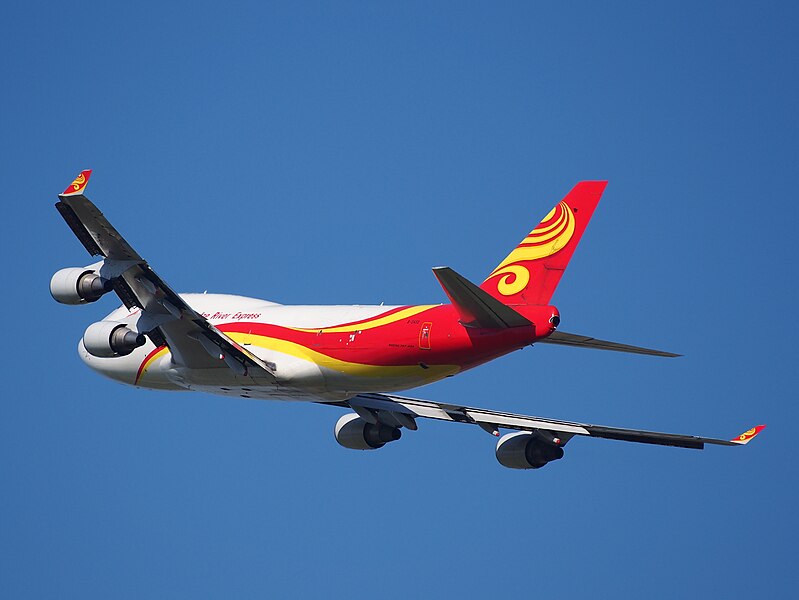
{"left": 481, "top": 181, "right": 607, "bottom": 305}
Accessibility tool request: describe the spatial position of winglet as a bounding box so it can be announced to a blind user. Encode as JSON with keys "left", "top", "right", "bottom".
{"left": 730, "top": 425, "right": 766, "bottom": 445}
{"left": 61, "top": 169, "right": 92, "bottom": 197}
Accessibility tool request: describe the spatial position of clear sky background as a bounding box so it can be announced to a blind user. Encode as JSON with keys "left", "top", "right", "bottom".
{"left": 2, "top": 2, "right": 796, "bottom": 597}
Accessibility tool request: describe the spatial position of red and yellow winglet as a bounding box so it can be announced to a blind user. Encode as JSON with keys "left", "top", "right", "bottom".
{"left": 61, "top": 169, "right": 92, "bottom": 196}
{"left": 730, "top": 425, "right": 766, "bottom": 445}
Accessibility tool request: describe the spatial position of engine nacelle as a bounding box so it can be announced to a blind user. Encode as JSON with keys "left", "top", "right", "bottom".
{"left": 83, "top": 321, "right": 146, "bottom": 358}
{"left": 50, "top": 267, "right": 111, "bottom": 305}
{"left": 334, "top": 413, "right": 402, "bottom": 450}
{"left": 495, "top": 431, "right": 565, "bottom": 470}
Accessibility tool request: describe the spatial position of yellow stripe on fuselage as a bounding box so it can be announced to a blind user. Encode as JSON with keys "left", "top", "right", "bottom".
{"left": 226, "top": 331, "right": 459, "bottom": 380}
{"left": 136, "top": 346, "right": 170, "bottom": 384}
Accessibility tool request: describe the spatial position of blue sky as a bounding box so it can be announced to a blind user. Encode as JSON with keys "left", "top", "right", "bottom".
{"left": 2, "top": 1, "right": 796, "bottom": 597}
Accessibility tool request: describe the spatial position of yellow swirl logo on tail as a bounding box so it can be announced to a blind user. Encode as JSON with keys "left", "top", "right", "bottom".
{"left": 487, "top": 201, "right": 576, "bottom": 296}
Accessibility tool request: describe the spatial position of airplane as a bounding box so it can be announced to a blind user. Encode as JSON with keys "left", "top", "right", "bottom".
{"left": 50, "top": 170, "right": 764, "bottom": 470}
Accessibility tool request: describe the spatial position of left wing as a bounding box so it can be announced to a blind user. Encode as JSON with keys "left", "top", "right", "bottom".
{"left": 346, "top": 392, "right": 764, "bottom": 449}
{"left": 55, "top": 170, "right": 275, "bottom": 379}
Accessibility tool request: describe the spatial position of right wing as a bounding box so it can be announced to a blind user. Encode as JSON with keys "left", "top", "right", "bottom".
{"left": 55, "top": 170, "right": 275, "bottom": 379}
{"left": 347, "top": 392, "right": 765, "bottom": 449}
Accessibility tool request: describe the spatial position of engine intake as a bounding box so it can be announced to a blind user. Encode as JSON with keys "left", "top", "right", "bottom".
{"left": 335, "top": 413, "right": 402, "bottom": 450}
{"left": 495, "top": 431, "right": 565, "bottom": 469}
{"left": 50, "top": 267, "right": 111, "bottom": 305}
{"left": 83, "top": 321, "right": 146, "bottom": 358}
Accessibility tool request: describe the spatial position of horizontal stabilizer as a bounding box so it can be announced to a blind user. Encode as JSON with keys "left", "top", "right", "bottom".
{"left": 433, "top": 267, "right": 531, "bottom": 329}
{"left": 539, "top": 331, "right": 680, "bottom": 357}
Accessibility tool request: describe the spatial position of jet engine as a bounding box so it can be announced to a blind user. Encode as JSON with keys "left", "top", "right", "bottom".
{"left": 50, "top": 267, "right": 111, "bottom": 305}
{"left": 334, "top": 413, "right": 402, "bottom": 450}
{"left": 495, "top": 431, "right": 565, "bottom": 469}
{"left": 83, "top": 321, "right": 146, "bottom": 358}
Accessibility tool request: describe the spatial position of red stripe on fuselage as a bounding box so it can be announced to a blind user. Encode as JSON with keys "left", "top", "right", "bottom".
{"left": 135, "top": 344, "right": 167, "bottom": 385}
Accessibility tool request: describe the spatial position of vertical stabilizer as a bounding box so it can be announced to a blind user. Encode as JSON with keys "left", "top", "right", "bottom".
{"left": 481, "top": 181, "right": 607, "bottom": 305}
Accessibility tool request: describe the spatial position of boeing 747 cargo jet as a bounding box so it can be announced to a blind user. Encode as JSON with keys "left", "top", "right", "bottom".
{"left": 50, "top": 170, "right": 763, "bottom": 469}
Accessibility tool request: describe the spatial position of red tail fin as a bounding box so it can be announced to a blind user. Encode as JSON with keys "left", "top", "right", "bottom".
{"left": 481, "top": 181, "right": 607, "bottom": 305}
